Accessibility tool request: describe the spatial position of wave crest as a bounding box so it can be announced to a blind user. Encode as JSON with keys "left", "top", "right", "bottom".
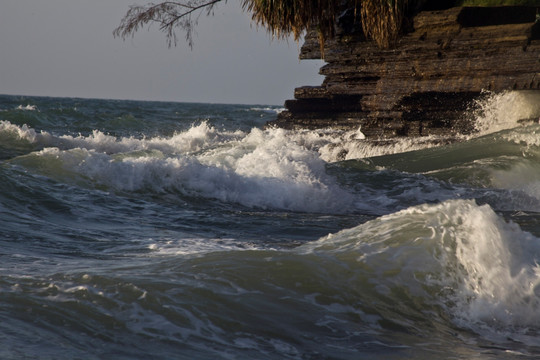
{"left": 7, "top": 122, "right": 354, "bottom": 213}
{"left": 302, "top": 199, "right": 540, "bottom": 343}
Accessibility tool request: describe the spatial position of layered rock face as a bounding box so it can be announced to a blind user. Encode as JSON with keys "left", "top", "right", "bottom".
{"left": 270, "top": 6, "right": 540, "bottom": 138}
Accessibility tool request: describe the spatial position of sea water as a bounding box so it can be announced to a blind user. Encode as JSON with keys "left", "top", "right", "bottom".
{"left": 2, "top": 92, "right": 540, "bottom": 359}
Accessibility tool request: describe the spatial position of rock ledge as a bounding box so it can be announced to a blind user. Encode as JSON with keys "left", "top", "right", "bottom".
{"left": 269, "top": 6, "right": 540, "bottom": 138}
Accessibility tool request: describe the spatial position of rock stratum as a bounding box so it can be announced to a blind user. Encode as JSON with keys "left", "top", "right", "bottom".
{"left": 269, "top": 6, "right": 540, "bottom": 138}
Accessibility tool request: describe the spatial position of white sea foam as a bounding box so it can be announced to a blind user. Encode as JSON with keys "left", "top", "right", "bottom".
{"left": 260, "top": 126, "right": 446, "bottom": 162}
{"left": 249, "top": 107, "right": 285, "bottom": 114}
{"left": 16, "top": 104, "right": 38, "bottom": 111}
{"left": 503, "top": 125, "right": 540, "bottom": 148}
{"left": 6, "top": 90, "right": 537, "bottom": 170}
{"left": 0, "top": 120, "right": 246, "bottom": 154}
{"left": 419, "top": 201, "right": 540, "bottom": 336}
{"left": 473, "top": 90, "right": 540, "bottom": 135}
{"left": 0, "top": 120, "right": 39, "bottom": 143}
{"left": 318, "top": 133, "right": 447, "bottom": 161}
{"left": 5, "top": 92, "right": 539, "bottom": 214}
{"left": 0, "top": 119, "right": 500, "bottom": 213}
{"left": 319, "top": 91, "right": 540, "bottom": 161}
{"left": 313, "top": 90, "right": 540, "bottom": 161}
{"left": 432, "top": 201, "right": 540, "bottom": 346}
{"left": 7, "top": 91, "right": 536, "bottom": 165}
{"left": 147, "top": 237, "right": 263, "bottom": 256}
{"left": 303, "top": 199, "right": 540, "bottom": 344}
{"left": 433, "top": 201, "right": 540, "bottom": 342}
{"left": 8, "top": 122, "right": 354, "bottom": 213}
{"left": 488, "top": 158, "right": 540, "bottom": 202}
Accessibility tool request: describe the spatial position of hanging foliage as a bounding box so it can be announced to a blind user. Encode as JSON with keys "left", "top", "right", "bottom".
{"left": 361, "top": 0, "right": 409, "bottom": 47}
{"left": 114, "top": 0, "right": 413, "bottom": 50}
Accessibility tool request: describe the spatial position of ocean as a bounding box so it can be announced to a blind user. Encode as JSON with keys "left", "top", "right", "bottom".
{"left": 2, "top": 92, "right": 540, "bottom": 359}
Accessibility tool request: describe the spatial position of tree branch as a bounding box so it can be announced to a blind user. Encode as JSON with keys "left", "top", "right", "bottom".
{"left": 113, "top": 0, "right": 224, "bottom": 48}
{"left": 159, "top": 0, "right": 222, "bottom": 30}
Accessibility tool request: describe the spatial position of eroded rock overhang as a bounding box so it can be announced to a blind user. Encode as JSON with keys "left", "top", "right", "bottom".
{"left": 269, "top": 6, "right": 540, "bottom": 139}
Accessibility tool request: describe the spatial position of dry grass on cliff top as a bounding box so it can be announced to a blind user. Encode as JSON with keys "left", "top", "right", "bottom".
{"left": 116, "top": 0, "right": 540, "bottom": 55}
{"left": 458, "top": 0, "right": 540, "bottom": 5}
{"left": 246, "top": 0, "right": 410, "bottom": 50}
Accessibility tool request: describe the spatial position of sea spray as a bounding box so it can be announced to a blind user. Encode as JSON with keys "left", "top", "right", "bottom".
{"left": 5, "top": 118, "right": 530, "bottom": 216}
{"left": 7, "top": 122, "right": 354, "bottom": 213}
{"left": 317, "top": 90, "right": 540, "bottom": 162}
{"left": 432, "top": 200, "right": 540, "bottom": 346}
{"left": 4, "top": 90, "right": 540, "bottom": 166}
{"left": 301, "top": 199, "right": 540, "bottom": 344}
{"left": 0, "top": 120, "right": 40, "bottom": 144}
{"left": 473, "top": 90, "right": 540, "bottom": 135}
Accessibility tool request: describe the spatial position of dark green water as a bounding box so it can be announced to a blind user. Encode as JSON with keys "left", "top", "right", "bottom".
{"left": 2, "top": 92, "right": 540, "bottom": 359}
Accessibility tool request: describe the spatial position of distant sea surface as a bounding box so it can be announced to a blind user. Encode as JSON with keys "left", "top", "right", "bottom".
{"left": 2, "top": 93, "right": 540, "bottom": 359}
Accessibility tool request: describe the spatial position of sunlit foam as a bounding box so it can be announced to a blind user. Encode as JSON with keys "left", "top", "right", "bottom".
{"left": 303, "top": 199, "right": 540, "bottom": 344}
{"left": 5, "top": 89, "right": 538, "bottom": 168}
{"left": 0, "top": 120, "right": 39, "bottom": 143}
{"left": 473, "top": 90, "right": 540, "bottom": 135}
{"left": 7, "top": 122, "right": 354, "bottom": 213}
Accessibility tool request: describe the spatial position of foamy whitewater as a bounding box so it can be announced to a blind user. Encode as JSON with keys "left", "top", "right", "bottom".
{"left": 2, "top": 92, "right": 540, "bottom": 359}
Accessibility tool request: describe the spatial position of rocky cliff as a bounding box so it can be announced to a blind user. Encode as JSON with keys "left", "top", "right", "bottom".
{"left": 269, "top": 6, "right": 540, "bottom": 138}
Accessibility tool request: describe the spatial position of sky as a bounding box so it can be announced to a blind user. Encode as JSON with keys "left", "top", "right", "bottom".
{"left": 0, "top": 0, "right": 325, "bottom": 105}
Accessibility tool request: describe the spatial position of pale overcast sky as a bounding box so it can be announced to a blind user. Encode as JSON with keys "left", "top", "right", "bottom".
{"left": 0, "top": 0, "right": 324, "bottom": 105}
